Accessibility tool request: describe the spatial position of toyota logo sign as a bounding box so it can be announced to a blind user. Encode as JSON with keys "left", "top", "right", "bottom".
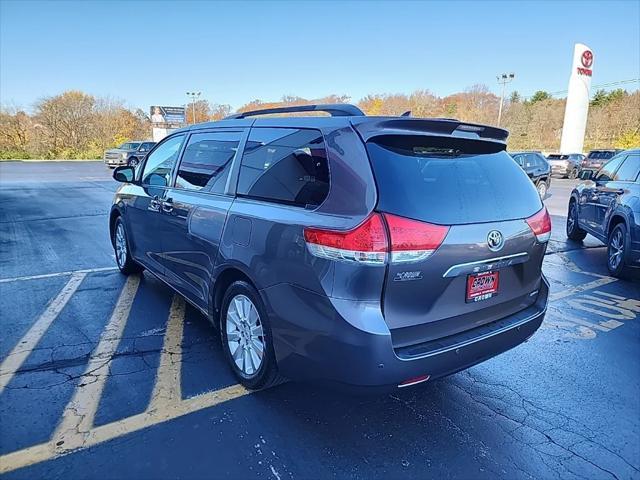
{"left": 487, "top": 230, "right": 504, "bottom": 252}
{"left": 581, "top": 50, "right": 593, "bottom": 68}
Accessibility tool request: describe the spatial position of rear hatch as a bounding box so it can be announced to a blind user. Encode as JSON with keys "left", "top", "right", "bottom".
{"left": 364, "top": 133, "right": 548, "bottom": 348}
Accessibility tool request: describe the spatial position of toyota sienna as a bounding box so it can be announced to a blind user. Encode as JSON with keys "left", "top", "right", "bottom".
{"left": 109, "top": 104, "right": 550, "bottom": 391}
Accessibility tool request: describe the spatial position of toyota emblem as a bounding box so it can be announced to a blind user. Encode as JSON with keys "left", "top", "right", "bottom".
{"left": 581, "top": 50, "right": 593, "bottom": 68}
{"left": 487, "top": 230, "right": 504, "bottom": 252}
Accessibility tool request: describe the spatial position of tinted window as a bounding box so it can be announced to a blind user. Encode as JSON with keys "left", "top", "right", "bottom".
{"left": 139, "top": 142, "right": 155, "bottom": 152}
{"left": 238, "top": 128, "right": 329, "bottom": 208}
{"left": 119, "top": 142, "right": 141, "bottom": 150}
{"left": 175, "top": 131, "right": 241, "bottom": 193}
{"left": 547, "top": 154, "right": 569, "bottom": 160}
{"left": 588, "top": 151, "right": 616, "bottom": 160}
{"left": 613, "top": 154, "right": 640, "bottom": 182}
{"left": 141, "top": 134, "right": 184, "bottom": 186}
{"left": 367, "top": 136, "right": 541, "bottom": 225}
{"left": 595, "top": 154, "right": 626, "bottom": 182}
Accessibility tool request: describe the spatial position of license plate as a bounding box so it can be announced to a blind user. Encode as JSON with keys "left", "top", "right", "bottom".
{"left": 466, "top": 271, "right": 499, "bottom": 303}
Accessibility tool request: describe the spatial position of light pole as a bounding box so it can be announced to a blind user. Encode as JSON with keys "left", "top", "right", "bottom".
{"left": 186, "top": 91, "right": 201, "bottom": 124}
{"left": 496, "top": 73, "right": 515, "bottom": 127}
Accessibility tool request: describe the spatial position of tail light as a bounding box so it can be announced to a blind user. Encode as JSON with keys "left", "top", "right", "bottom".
{"left": 526, "top": 207, "right": 552, "bottom": 243}
{"left": 303, "top": 213, "right": 449, "bottom": 264}
{"left": 384, "top": 213, "right": 449, "bottom": 263}
{"left": 303, "top": 214, "right": 388, "bottom": 265}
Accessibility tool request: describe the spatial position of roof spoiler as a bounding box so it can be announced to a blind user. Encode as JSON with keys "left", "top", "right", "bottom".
{"left": 226, "top": 103, "right": 365, "bottom": 119}
{"left": 351, "top": 117, "right": 509, "bottom": 144}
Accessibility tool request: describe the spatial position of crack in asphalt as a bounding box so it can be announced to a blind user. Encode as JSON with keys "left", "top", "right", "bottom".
{"left": 446, "top": 371, "right": 638, "bottom": 480}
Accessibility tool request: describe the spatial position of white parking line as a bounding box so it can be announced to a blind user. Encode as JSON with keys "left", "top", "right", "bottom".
{"left": 0, "top": 267, "right": 118, "bottom": 284}
{"left": 0, "top": 272, "right": 87, "bottom": 393}
{"left": 53, "top": 275, "right": 140, "bottom": 451}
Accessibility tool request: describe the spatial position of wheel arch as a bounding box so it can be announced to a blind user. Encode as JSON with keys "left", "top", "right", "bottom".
{"left": 209, "top": 265, "right": 260, "bottom": 328}
{"left": 608, "top": 212, "right": 628, "bottom": 238}
{"left": 109, "top": 206, "right": 123, "bottom": 247}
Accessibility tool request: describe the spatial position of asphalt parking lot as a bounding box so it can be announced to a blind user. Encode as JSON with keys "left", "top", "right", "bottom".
{"left": 1, "top": 161, "right": 638, "bottom": 480}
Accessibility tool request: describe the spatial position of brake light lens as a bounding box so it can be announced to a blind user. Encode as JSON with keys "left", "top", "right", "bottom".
{"left": 526, "top": 207, "right": 552, "bottom": 243}
{"left": 384, "top": 213, "right": 449, "bottom": 263}
{"left": 303, "top": 214, "right": 388, "bottom": 264}
{"left": 304, "top": 213, "right": 449, "bottom": 264}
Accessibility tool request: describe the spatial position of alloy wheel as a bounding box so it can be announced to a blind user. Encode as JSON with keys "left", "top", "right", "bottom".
{"left": 226, "top": 294, "right": 265, "bottom": 376}
{"left": 568, "top": 204, "right": 576, "bottom": 234}
{"left": 115, "top": 222, "right": 127, "bottom": 268}
{"left": 537, "top": 182, "right": 547, "bottom": 199}
{"left": 608, "top": 229, "right": 624, "bottom": 271}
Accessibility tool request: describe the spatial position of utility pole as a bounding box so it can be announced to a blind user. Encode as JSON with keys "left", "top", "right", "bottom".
{"left": 186, "top": 91, "right": 201, "bottom": 124}
{"left": 496, "top": 73, "right": 515, "bottom": 127}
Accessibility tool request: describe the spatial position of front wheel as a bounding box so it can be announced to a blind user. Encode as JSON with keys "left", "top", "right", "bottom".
{"left": 220, "top": 281, "right": 284, "bottom": 390}
{"left": 113, "top": 217, "right": 143, "bottom": 274}
{"left": 566, "top": 201, "right": 587, "bottom": 241}
{"left": 607, "top": 224, "right": 628, "bottom": 277}
{"left": 568, "top": 168, "right": 578, "bottom": 180}
{"left": 128, "top": 157, "right": 139, "bottom": 168}
{"left": 536, "top": 181, "right": 548, "bottom": 199}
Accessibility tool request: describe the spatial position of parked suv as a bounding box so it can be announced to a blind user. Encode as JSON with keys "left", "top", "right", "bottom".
{"left": 109, "top": 104, "right": 550, "bottom": 391}
{"left": 567, "top": 149, "right": 640, "bottom": 276}
{"left": 581, "top": 149, "right": 622, "bottom": 171}
{"left": 104, "top": 141, "right": 156, "bottom": 168}
{"left": 546, "top": 153, "right": 585, "bottom": 179}
{"left": 510, "top": 151, "right": 552, "bottom": 198}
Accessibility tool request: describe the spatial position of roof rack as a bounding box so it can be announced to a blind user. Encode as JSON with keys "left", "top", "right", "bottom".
{"left": 225, "top": 103, "right": 365, "bottom": 119}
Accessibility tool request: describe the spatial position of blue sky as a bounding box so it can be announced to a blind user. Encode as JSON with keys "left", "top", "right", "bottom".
{"left": 1, "top": 0, "right": 638, "bottom": 112}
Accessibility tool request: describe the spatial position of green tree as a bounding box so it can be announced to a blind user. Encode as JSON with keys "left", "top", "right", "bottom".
{"left": 509, "top": 91, "right": 521, "bottom": 104}
{"left": 529, "top": 91, "right": 551, "bottom": 104}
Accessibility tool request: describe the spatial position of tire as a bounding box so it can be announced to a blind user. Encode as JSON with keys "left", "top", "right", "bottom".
{"left": 220, "top": 280, "right": 284, "bottom": 390}
{"left": 566, "top": 200, "right": 587, "bottom": 241}
{"left": 568, "top": 168, "right": 578, "bottom": 180}
{"left": 607, "top": 223, "right": 628, "bottom": 277}
{"left": 112, "top": 217, "right": 143, "bottom": 275}
{"left": 128, "top": 157, "right": 139, "bottom": 168}
{"left": 536, "top": 180, "right": 548, "bottom": 199}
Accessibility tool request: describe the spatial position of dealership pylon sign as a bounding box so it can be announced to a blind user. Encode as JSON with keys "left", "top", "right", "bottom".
{"left": 560, "top": 43, "right": 594, "bottom": 154}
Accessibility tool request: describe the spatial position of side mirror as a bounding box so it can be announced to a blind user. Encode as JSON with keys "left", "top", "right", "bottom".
{"left": 579, "top": 169, "right": 594, "bottom": 181}
{"left": 113, "top": 165, "right": 136, "bottom": 183}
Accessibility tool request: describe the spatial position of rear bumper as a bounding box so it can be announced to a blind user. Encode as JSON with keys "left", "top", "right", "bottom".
{"left": 551, "top": 165, "right": 572, "bottom": 175}
{"left": 262, "top": 276, "right": 548, "bottom": 390}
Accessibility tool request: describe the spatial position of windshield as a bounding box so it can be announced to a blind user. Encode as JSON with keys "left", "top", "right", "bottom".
{"left": 366, "top": 136, "right": 542, "bottom": 225}
{"left": 118, "top": 142, "right": 141, "bottom": 150}
{"left": 588, "top": 151, "right": 615, "bottom": 160}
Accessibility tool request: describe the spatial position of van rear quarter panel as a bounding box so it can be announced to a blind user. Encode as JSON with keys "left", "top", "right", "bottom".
{"left": 216, "top": 124, "right": 381, "bottom": 295}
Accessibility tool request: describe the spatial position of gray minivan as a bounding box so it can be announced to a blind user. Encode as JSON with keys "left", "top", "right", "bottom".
{"left": 109, "top": 104, "right": 550, "bottom": 391}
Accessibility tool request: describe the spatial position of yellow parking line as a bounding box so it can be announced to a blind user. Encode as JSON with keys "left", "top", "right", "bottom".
{"left": 0, "top": 272, "right": 86, "bottom": 393}
{"left": 149, "top": 295, "right": 186, "bottom": 410}
{"left": 0, "top": 384, "right": 249, "bottom": 474}
{"left": 53, "top": 275, "right": 140, "bottom": 451}
{"left": 549, "top": 276, "right": 618, "bottom": 302}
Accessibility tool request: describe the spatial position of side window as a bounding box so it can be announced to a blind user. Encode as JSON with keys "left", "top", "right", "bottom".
{"left": 512, "top": 154, "right": 524, "bottom": 167}
{"left": 141, "top": 134, "right": 185, "bottom": 186}
{"left": 613, "top": 154, "right": 640, "bottom": 182}
{"left": 238, "top": 128, "right": 330, "bottom": 208}
{"left": 175, "top": 131, "right": 242, "bottom": 194}
{"left": 524, "top": 153, "right": 536, "bottom": 169}
{"left": 595, "top": 154, "right": 626, "bottom": 182}
{"left": 139, "top": 142, "right": 154, "bottom": 153}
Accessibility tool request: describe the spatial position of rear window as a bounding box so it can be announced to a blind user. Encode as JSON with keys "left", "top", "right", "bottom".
{"left": 588, "top": 151, "right": 616, "bottom": 160}
{"left": 547, "top": 154, "right": 568, "bottom": 160}
{"left": 366, "top": 136, "right": 542, "bottom": 225}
